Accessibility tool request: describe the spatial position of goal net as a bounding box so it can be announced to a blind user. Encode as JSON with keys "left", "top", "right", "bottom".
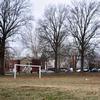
{"left": 13, "top": 64, "right": 41, "bottom": 79}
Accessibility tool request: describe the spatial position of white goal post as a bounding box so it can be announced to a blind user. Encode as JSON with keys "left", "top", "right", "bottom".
{"left": 13, "top": 64, "right": 41, "bottom": 79}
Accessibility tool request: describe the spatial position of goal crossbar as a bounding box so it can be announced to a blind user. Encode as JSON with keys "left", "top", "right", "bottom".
{"left": 13, "top": 64, "right": 41, "bottom": 79}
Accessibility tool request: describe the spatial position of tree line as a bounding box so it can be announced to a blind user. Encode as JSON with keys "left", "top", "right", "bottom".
{"left": 0, "top": 0, "right": 100, "bottom": 74}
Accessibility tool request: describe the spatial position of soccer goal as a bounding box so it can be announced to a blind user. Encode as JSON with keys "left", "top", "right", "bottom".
{"left": 13, "top": 64, "right": 41, "bottom": 79}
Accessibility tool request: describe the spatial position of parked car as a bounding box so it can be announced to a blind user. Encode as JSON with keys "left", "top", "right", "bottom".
{"left": 83, "top": 68, "right": 89, "bottom": 72}
{"left": 47, "top": 67, "right": 55, "bottom": 71}
{"left": 97, "top": 68, "right": 100, "bottom": 72}
{"left": 76, "top": 68, "right": 89, "bottom": 72}
{"left": 59, "top": 68, "right": 68, "bottom": 72}
{"left": 90, "top": 68, "right": 98, "bottom": 72}
{"left": 42, "top": 69, "right": 54, "bottom": 73}
{"left": 76, "top": 69, "right": 81, "bottom": 72}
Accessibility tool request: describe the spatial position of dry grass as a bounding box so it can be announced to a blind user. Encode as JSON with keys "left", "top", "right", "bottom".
{"left": 0, "top": 72, "right": 100, "bottom": 100}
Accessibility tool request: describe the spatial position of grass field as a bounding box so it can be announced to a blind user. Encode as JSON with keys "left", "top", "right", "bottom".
{"left": 0, "top": 72, "right": 100, "bottom": 100}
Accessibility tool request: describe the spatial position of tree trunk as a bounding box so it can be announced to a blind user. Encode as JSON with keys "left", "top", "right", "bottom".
{"left": 54, "top": 51, "right": 58, "bottom": 72}
{"left": 73, "top": 55, "right": 77, "bottom": 72}
{"left": 80, "top": 51, "right": 84, "bottom": 72}
{"left": 0, "top": 42, "right": 5, "bottom": 75}
{"left": 0, "top": 48, "right": 5, "bottom": 75}
{"left": 72, "top": 55, "right": 76, "bottom": 72}
{"left": 58, "top": 54, "right": 60, "bottom": 69}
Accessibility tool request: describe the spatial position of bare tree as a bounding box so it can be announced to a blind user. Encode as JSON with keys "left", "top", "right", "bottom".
{"left": 0, "top": 0, "right": 32, "bottom": 75}
{"left": 67, "top": 0, "right": 100, "bottom": 71}
{"left": 21, "top": 26, "right": 40, "bottom": 59}
{"left": 37, "top": 5, "right": 68, "bottom": 72}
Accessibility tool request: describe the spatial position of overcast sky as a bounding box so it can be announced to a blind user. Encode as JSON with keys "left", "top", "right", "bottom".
{"left": 30, "top": 0, "right": 71, "bottom": 20}
{"left": 31, "top": 0, "right": 100, "bottom": 20}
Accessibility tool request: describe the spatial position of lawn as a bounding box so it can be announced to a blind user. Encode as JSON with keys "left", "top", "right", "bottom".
{"left": 0, "top": 72, "right": 100, "bottom": 100}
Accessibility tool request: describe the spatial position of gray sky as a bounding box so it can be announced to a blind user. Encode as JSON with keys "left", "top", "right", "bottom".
{"left": 30, "top": 0, "right": 99, "bottom": 21}
{"left": 30, "top": 0, "right": 71, "bottom": 20}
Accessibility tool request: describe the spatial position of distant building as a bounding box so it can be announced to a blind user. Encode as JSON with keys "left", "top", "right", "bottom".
{"left": 5, "top": 57, "right": 46, "bottom": 72}
{"left": 5, "top": 58, "right": 20, "bottom": 72}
